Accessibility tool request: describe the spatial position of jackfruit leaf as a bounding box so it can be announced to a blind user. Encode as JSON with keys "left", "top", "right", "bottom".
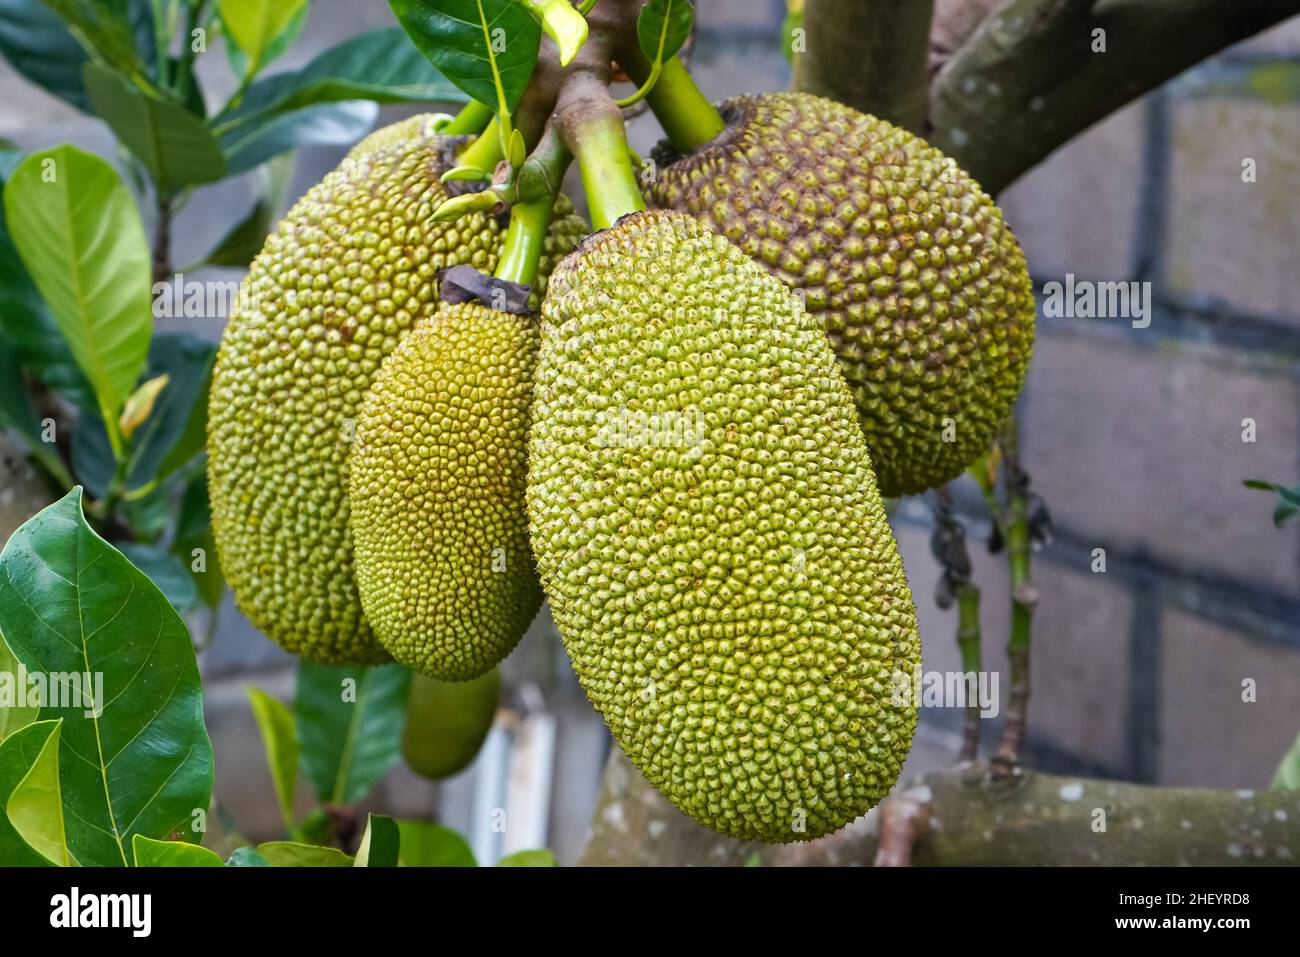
{"left": 247, "top": 686, "right": 299, "bottom": 832}
{"left": 226, "top": 845, "right": 269, "bottom": 866}
{"left": 1243, "top": 479, "right": 1300, "bottom": 527}
{"left": 389, "top": 0, "right": 540, "bottom": 114}
{"left": 354, "top": 813, "right": 400, "bottom": 867}
{"left": 0, "top": 145, "right": 94, "bottom": 409}
{"left": 224, "top": 0, "right": 307, "bottom": 80}
{"left": 196, "top": 151, "right": 295, "bottom": 269}
{"left": 2, "top": 145, "right": 152, "bottom": 448}
{"left": 395, "top": 820, "right": 476, "bottom": 867}
{"left": 0, "top": 489, "right": 214, "bottom": 866}
{"left": 217, "top": 0, "right": 307, "bottom": 77}
{"left": 117, "top": 543, "right": 200, "bottom": 615}
{"left": 294, "top": 661, "right": 412, "bottom": 806}
{"left": 132, "top": 834, "right": 224, "bottom": 866}
{"left": 0, "top": 337, "right": 72, "bottom": 486}
{"left": 1272, "top": 729, "right": 1300, "bottom": 791}
{"left": 41, "top": 0, "right": 155, "bottom": 86}
{"left": 257, "top": 840, "right": 354, "bottom": 866}
{"left": 72, "top": 333, "right": 217, "bottom": 497}
{"left": 0, "top": 719, "right": 64, "bottom": 866}
{"left": 216, "top": 27, "right": 466, "bottom": 135}
{"left": 220, "top": 99, "right": 378, "bottom": 176}
{"left": 172, "top": 469, "right": 224, "bottom": 608}
{"left": 0, "top": 0, "right": 91, "bottom": 109}
{"left": 0, "top": 630, "right": 39, "bottom": 743}
{"left": 83, "top": 63, "right": 228, "bottom": 196}
{"left": 635, "top": 0, "right": 692, "bottom": 66}
{"left": 496, "top": 848, "right": 558, "bottom": 867}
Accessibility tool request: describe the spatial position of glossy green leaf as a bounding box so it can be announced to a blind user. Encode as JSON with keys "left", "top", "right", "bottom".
{"left": 1272, "top": 729, "right": 1300, "bottom": 791}
{"left": 0, "top": 719, "right": 62, "bottom": 865}
{"left": 354, "top": 813, "right": 399, "bottom": 867}
{"left": 389, "top": 0, "right": 540, "bottom": 113}
{"left": 83, "top": 63, "right": 227, "bottom": 196}
{"left": 636, "top": 0, "right": 692, "bottom": 66}
{"left": 2, "top": 145, "right": 151, "bottom": 453}
{"left": 396, "top": 820, "right": 476, "bottom": 867}
{"left": 195, "top": 151, "right": 294, "bottom": 269}
{"left": 220, "top": 99, "right": 377, "bottom": 176}
{"left": 132, "top": 834, "right": 224, "bottom": 866}
{"left": 224, "top": 0, "right": 306, "bottom": 79}
{"left": 247, "top": 685, "right": 298, "bottom": 832}
{"left": 117, "top": 543, "right": 200, "bottom": 614}
{"left": 496, "top": 848, "right": 558, "bottom": 867}
{"left": 0, "top": 630, "right": 40, "bottom": 743}
{"left": 0, "top": 145, "right": 92, "bottom": 409}
{"left": 226, "top": 845, "right": 269, "bottom": 866}
{"left": 0, "top": 489, "right": 214, "bottom": 866}
{"left": 295, "top": 661, "right": 411, "bottom": 806}
{"left": 257, "top": 840, "right": 354, "bottom": 867}
{"left": 218, "top": 0, "right": 307, "bottom": 76}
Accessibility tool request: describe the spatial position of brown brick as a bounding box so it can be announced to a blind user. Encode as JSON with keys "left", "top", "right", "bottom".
{"left": 998, "top": 98, "right": 1147, "bottom": 282}
{"left": 1022, "top": 326, "right": 1300, "bottom": 596}
{"left": 1159, "top": 609, "right": 1300, "bottom": 787}
{"left": 1166, "top": 96, "right": 1300, "bottom": 327}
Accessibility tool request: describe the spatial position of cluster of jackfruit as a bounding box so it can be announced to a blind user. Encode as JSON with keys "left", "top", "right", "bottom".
{"left": 208, "top": 95, "right": 1034, "bottom": 843}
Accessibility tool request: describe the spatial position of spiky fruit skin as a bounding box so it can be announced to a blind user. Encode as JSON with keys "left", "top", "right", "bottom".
{"left": 208, "top": 120, "right": 586, "bottom": 665}
{"left": 528, "top": 210, "right": 920, "bottom": 843}
{"left": 349, "top": 302, "right": 542, "bottom": 680}
{"left": 646, "top": 92, "right": 1036, "bottom": 496}
{"left": 401, "top": 669, "right": 501, "bottom": 779}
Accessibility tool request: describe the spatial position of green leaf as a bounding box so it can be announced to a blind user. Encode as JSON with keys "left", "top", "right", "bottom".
{"left": 294, "top": 661, "right": 411, "bottom": 807}
{"left": 247, "top": 686, "right": 298, "bottom": 832}
{"left": 132, "top": 834, "right": 224, "bottom": 866}
{"left": 0, "top": 145, "right": 93, "bottom": 409}
{"left": 496, "top": 848, "right": 558, "bottom": 867}
{"left": 2, "top": 145, "right": 151, "bottom": 456}
{"left": 0, "top": 630, "right": 40, "bottom": 743}
{"left": 3, "top": 717, "right": 70, "bottom": 865}
{"left": 1272, "top": 729, "right": 1300, "bottom": 791}
{"left": 389, "top": 0, "right": 540, "bottom": 114}
{"left": 224, "top": 0, "right": 306, "bottom": 80}
{"left": 0, "top": 0, "right": 91, "bottom": 109}
{"left": 395, "top": 820, "right": 476, "bottom": 867}
{"left": 217, "top": 0, "right": 307, "bottom": 76}
{"left": 0, "top": 488, "right": 214, "bottom": 866}
{"left": 636, "top": 0, "right": 692, "bottom": 66}
{"left": 83, "top": 63, "right": 227, "bottom": 196}
{"left": 0, "top": 719, "right": 63, "bottom": 865}
{"left": 226, "top": 845, "right": 268, "bottom": 866}
{"left": 195, "top": 151, "right": 294, "bottom": 269}
{"left": 354, "top": 813, "right": 400, "bottom": 867}
{"left": 220, "top": 99, "right": 377, "bottom": 176}
{"left": 117, "top": 543, "right": 200, "bottom": 614}
{"left": 256, "top": 840, "right": 354, "bottom": 867}
{"left": 172, "top": 469, "right": 224, "bottom": 608}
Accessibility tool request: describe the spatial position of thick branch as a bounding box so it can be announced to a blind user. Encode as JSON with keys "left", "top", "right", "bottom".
{"left": 581, "top": 750, "right": 1300, "bottom": 866}
{"left": 930, "top": 0, "right": 1300, "bottom": 195}
{"left": 793, "top": 0, "right": 936, "bottom": 133}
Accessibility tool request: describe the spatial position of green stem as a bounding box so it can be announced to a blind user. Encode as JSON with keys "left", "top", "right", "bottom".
{"left": 442, "top": 99, "right": 495, "bottom": 136}
{"left": 626, "top": 56, "right": 725, "bottom": 153}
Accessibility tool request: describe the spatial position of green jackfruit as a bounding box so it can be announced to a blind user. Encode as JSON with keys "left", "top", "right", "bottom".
{"left": 349, "top": 301, "right": 541, "bottom": 679}
{"left": 527, "top": 210, "right": 920, "bottom": 842}
{"left": 208, "top": 117, "right": 586, "bottom": 664}
{"left": 402, "top": 669, "right": 501, "bottom": 780}
{"left": 646, "top": 92, "right": 1036, "bottom": 496}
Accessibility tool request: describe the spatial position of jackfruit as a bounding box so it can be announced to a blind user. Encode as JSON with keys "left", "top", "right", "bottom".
{"left": 527, "top": 209, "right": 920, "bottom": 842}
{"left": 207, "top": 117, "right": 586, "bottom": 664}
{"left": 349, "top": 301, "right": 541, "bottom": 679}
{"left": 401, "top": 669, "right": 501, "bottom": 780}
{"left": 646, "top": 92, "right": 1036, "bottom": 496}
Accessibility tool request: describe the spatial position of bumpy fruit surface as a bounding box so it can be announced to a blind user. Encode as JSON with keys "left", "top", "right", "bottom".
{"left": 349, "top": 302, "right": 541, "bottom": 679}
{"left": 528, "top": 210, "right": 920, "bottom": 842}
{"left": 208, "top": 117, "right": 585, "bottom": 664}
{"left": 646, "top": 92, "right": 1036, "bottom": 496}
{"left": 401, "top": 669, "right": 501, "bottom": 780}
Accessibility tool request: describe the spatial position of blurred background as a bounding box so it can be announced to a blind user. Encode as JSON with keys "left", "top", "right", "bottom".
{"left": 2, "top": 0, "right": 1297, "bottom": 864}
